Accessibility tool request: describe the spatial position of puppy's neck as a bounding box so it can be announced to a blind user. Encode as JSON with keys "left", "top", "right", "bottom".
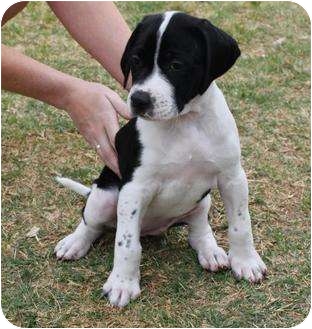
{"left": 183, "top": 81, "right": 220, "bottom": 115}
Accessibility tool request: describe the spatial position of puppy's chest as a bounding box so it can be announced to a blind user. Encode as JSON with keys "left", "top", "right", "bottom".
{"left": 139, "top": 122, "right": 219, "bottom": 174}
{"left": 136, "top": 122, "right": 218, "bottom": 217}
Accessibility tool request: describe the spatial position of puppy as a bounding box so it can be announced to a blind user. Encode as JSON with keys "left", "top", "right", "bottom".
{"left": 55, "top": 12, "right": 267, "bottom": 307}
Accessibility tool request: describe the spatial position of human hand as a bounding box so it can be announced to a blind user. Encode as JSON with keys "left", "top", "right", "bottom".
{"left": 66, "top": 81, "right": 131, "bottom": 176}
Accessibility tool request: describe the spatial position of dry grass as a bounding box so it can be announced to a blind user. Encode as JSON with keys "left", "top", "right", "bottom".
{"left": 1, "top": 1, "right": 310, "bottom": 327}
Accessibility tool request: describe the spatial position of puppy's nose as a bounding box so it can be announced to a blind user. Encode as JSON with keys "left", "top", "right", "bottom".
{"left": 130, "top": 90, "right": 152, "bottom": 114}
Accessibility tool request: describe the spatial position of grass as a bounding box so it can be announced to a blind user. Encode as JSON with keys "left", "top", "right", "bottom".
{"left": 1, "top": 1, "right": 310, "bottom": 327}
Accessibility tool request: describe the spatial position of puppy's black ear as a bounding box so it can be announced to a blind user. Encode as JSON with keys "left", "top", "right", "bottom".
{"left": 198, "top": 19, "right": 240, "bottom": 94}
{"left": 120, "top": 22, "right": 143, "bottom": 88}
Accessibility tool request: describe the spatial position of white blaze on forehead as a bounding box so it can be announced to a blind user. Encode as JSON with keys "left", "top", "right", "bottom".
{"left": 154, "top": 11, "right": 178, "bottom": 66}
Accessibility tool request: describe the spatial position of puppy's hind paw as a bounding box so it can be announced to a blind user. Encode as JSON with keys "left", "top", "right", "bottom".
{"left": 54, "top": 233, "right": 91, "bottom": 260}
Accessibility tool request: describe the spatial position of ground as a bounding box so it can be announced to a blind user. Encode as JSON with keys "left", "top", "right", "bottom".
{"left": 1, "top": 1, "right": 310, "bottom": 327}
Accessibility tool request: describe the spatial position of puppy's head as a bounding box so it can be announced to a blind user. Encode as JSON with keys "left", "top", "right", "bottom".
{"left": 121, "top": 12, "right": 240, "bottom": 120}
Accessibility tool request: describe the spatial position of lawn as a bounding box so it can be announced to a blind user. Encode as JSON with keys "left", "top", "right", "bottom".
{"left": 1, "top": 1, "right": 310, "bottom": 327}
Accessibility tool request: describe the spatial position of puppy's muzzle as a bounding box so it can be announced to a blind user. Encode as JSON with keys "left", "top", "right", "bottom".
{"left": 130, "top": 90, "right": 153, "bottom": 117}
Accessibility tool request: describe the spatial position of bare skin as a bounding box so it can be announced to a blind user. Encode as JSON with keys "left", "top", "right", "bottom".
{"left": 1, "top": 1, "right": 131, "bottom": 175}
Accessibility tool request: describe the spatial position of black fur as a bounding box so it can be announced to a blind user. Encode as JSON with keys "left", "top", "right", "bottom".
{"left": 93, "top": 166, "right": 120, "bottom": 189}
{"left": 115, "top": 118, "right": 142, "bottom": 186}
{"left": 94, "top": 118, "right": 142, "bottom": 190}
{"left": 121, "top": 14, "right": 163, "bottom": 88}
{"left": 159, "top": 13, "right": 240, "bottom": 111}
{"left": 196, "top": 18, "right": 241, "bottom": 94}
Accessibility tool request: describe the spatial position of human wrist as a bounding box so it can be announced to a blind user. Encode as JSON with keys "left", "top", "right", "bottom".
{"left": 48, "top": 75, "right": 87, "bottom": 113}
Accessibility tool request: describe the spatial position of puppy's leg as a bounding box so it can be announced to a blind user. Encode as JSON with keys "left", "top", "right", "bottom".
{"left": 187, "top": 196, "right": 229, "bottom": 272}
{"left": 218, "top": 165, "right": 267, "bottom": 283}
{"left": 55, "top": 185, "right": 118, "bottom": 260}
{"left": 102, "top": 182, "right": 155, "bottom": 307}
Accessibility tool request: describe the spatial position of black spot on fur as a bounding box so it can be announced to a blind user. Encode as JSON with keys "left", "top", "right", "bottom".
{"left": 102, "top": 291, "right": 109, "bottom": 298}
{"left": 118, "top": 241, "right": 123, "bottom": 246}
{"left": 81, "top": 206, "right": 87, "bottom": 225}
{"left": 196, "top": 189, "right": 211, "bottom": 203}
{"left": 131, "top": 209, "right": 137, "bottom": 216}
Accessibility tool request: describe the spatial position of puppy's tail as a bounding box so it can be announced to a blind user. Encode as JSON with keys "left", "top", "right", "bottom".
{"left": 55, "top": 176, "right": 91, "bottom": 197}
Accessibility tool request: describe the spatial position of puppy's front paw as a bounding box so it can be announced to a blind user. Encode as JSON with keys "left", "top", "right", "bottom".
{"left": 229, "top": 249, "right": 267, "bottom": 283}
{"left": 102, "top": 272, "right": 140, "bottom": 307}
{"left": 197, "top": 246, "right": 229, "bottom": 272}
{"left": 54, "top": 233, "right": 91, "bottom": 260}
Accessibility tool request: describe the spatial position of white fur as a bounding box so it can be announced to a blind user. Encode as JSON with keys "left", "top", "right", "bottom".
{"left": 55, "top": 176, "right": 91, "bottom": 197}
{"left": 188, "top": 196, "right": 229, "bottom": 271}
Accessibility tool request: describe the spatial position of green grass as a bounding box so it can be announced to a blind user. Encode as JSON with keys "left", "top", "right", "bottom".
{"left": 1, "top": 1, "right": 310, "bottom": 327}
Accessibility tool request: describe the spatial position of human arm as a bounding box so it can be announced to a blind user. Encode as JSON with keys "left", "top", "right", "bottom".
{"left": 1, "top": 44, "right": 129, "bottom": 175}
{"left": 48, "top": 1, "right": 131, "bottom": 87}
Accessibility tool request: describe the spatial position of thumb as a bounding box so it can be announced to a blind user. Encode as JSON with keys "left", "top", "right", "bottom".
{"left": 107, "top": 92, "right": 132, "bottom": 120}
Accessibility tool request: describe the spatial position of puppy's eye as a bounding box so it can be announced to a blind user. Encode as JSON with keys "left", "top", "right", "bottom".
{"left": 131, "top": 55, "right": 142, "bottom": 68}
{"left": 169, "top": 61, "right": 183, "bottom": 71}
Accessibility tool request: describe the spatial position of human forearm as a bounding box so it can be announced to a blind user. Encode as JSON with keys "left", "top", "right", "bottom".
{"left": 1, "top": 44, "right": 79, "bottom": 109}
{"left": 48, "top": 1, "right": 131, "bottom": 86}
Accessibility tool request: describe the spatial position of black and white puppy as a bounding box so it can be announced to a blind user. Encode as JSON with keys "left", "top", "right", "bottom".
{"left": 55, "top": 12, "right": 267, "bottom": 307}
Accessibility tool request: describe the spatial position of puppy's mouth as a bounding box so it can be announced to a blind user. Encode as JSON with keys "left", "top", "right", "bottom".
{"left": 133, "top": 109, "right": 175, "bottom": 121}
{"left": 139, "top": 112, "right": 154, "bottom": 120}
{"left": 131, "top": 107, "right": 154, "bottom": 120}
{"left": 137, "top": 111, "right": 179, "bottom": 121}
